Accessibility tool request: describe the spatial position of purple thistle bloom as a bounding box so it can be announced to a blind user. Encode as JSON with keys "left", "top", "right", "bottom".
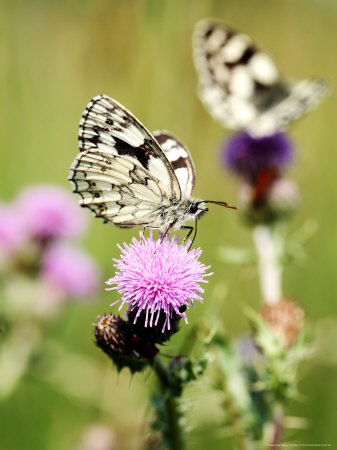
{"left": 41, "top": 242, "right": 100, "bottom": 300}
{"left": 0, "top": 204, "right": 28, "bottom": 255}
{"left": 222, "top": 131, "right": 294, "bottom": 182}
{"left": 15, "top": 185, "right": 87, "bottom": 240}
{"left": 106, "top": 233, "right": 212, "bottom": 332}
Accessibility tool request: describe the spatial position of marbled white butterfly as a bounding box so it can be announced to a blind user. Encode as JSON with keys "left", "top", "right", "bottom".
{"left": 68, "top": 95, "right": 235, "bottom": 245}
{"left": 193, "top": 19, "right": 329, "bottom": 137}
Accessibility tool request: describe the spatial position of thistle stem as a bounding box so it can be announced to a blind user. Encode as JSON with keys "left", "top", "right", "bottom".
{"left": 252, "top": 225, "right": 283, "bottom": 305}
{"left": 269, "top": 405, "right": 283, "bottom": 449}
{"left": 219, "top": 379, "right": 250, "bottom": 450}
{"left": 152, "top": 355, "right": 184, "bottom": 450}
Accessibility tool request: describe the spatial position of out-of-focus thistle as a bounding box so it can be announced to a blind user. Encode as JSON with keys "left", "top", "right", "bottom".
{"left": 0, "top": 185, "right": 100, "bottom": 399}
{"left": 221, "top": 131, "right": 298, "bottom": 225}
{"left": 223, "top": 132, "right": 294, "bottom": 182}
{"left": 0, "top": 185, "right": 99, "bottom": 303}
{"left": 261, "top": 298, "right": 304, "bottom": 347}
{"left": 214, "top": 113, "right": 321, "bottom": 449}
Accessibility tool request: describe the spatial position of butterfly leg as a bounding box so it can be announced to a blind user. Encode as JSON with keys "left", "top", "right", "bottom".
{"left": 182, "top": 219, "right": 198, "bottom": 251}
{"left": 180, "top": 226, "right": 194, "bottom": 242}
{"left": 159, "top": 223, "right": 175, "bottom": 244}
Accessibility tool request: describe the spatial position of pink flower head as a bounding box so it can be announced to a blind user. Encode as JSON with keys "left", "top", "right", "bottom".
{"left": 15, "top": 185, "right": 87, "bottom": 240}
{"left": 41, "top": 242, "right": 100, "bottom": 300}
{"left": 106, "top": 233, "right": 212, "bottom": 332}
{"left": 0, "top": 203, "right": 28, "bottom": 254}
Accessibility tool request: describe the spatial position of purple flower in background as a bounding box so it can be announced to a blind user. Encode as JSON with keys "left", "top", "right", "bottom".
{"left": 0, "top": 204, "right": 28, "bottom": 254}
{"left": 16, "top": 185, "right": 87, "bottom": 240}
{"left": 41, "top": 242, "right": 99, "bottom": 299}
{"left": 106, "top": 233, "right": 212, "bottom": 332}
{"left": 222, "top": 131, "right": 294, "bottom": 182}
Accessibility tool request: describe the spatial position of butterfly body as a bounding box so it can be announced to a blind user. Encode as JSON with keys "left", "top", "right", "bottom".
{"left": 153, "top": 198, "right": 208, "bottom": 231}
{"left": 193, "top": 19, "right": 329, "bottom": 137}
{"left": 69, "top": 95, "right": 225, "bottom": 240}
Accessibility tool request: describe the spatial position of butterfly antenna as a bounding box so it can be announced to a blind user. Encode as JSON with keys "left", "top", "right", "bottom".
{"left": 202, "top": 200, "right": 237, "bottom": 210}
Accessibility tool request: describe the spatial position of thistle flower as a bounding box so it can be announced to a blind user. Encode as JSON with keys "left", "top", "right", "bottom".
{"left": 222, "top": 131, "right": 294, "bottom": 183}
{"left": 41, "top": 242, "right": 99, "bottom": 300}
{"left": 16, "top": 185, "right": 87, "bottom": 240}
{"left": 106, "top": 233, "right": 212, "bottom": 334}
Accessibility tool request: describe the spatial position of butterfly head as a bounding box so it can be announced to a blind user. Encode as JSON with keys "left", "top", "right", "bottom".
{"left": 186, "top": 199, "right": 237, "bottom": 222}
{"left": 187, "top": 200, "right": 208, "bottom": 221}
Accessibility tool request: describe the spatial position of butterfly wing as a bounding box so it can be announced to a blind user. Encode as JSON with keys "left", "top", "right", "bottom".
{"left": 69, "top": 150, "right": 173, "bottom": 227}
{"left": 152, "top": 130, "right": 196, "bottom": 198}
{"left": 254, "top": 78, "right": 329, "bottom": 136}
{"left": 69, "top": 95, "right": 181, "bottom": 228}
{"left": 193, "top": 19, "right": 329, "bottom": 136}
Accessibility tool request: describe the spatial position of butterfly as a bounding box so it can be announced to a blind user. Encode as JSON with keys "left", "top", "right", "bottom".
{"left": 193, "top": 19, "right": 329, "bottom": 137}
{"left": 68, "top": 95, "right": 236, "bottom": 245}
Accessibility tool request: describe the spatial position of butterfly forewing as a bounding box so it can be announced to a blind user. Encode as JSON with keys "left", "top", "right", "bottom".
{"left": 78, "top": 95, "right": 181, "bottom": 201}
{"left": 153, "top": 130, "right": 196, "bottom": 198}
{"left": 193, "top": 19, "right": 329, "bottom": 136}
{"left": 69, "top": 95, "right": 185, "bottom": 229}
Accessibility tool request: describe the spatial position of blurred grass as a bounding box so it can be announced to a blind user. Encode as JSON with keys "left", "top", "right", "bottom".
{"left": 0, "top": 0, "right": 337, "bottom": 448}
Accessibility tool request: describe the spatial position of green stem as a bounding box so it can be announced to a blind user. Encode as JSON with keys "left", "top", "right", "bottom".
{"left": 152, "top": 355, "right": 184, "bottom": 450}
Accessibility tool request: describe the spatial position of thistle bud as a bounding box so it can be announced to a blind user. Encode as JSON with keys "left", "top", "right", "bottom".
{"left": 94, "top": 314, "right": 133, "bottom": 358}
{"left": 94, "top": 314, "right": 157, "bottom": 372}
{"left": 261, "top": 298, "right": 304, "bottom": 347}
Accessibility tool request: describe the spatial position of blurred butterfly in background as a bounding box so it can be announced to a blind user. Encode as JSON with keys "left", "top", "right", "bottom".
{"left": 193, "top": 19, "right": 329, "bottom": 137}
{"left": 68, "top": 95, "right": 236, "bottom": 246}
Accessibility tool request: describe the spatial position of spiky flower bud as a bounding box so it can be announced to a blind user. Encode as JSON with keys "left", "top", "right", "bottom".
{"left": 94, "top": 314, "right": 132, "bottom": 357}
{"left": 94, "top": 314, "right": 157, "bottom": 372}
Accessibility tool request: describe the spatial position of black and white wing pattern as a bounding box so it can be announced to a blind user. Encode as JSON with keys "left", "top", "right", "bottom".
{"left": 68, "top": 95, "right": 181, "bottom": 229}
{"left": 152, "top": 130, "right": 195, "bottom": 198}
{"left": 193, "top": 19, "right": 329, "bottom": 137}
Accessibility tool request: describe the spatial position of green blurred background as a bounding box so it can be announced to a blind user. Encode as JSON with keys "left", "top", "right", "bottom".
{"left": 1, "top": 0, "right": 337, "bottom": 448}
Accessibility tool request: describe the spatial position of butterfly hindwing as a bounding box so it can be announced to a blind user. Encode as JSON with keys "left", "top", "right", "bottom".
{"left": 255, "top": 78, "right": 329, "bottom": 134}
{"left": 78, "top": 95, "right": 181, "bottom": 201}
{"left": 193, "top": 19, "right": 329, "bottom": 136}
{"left": 153, "top": 130, "right": 196, "bottom": 198}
